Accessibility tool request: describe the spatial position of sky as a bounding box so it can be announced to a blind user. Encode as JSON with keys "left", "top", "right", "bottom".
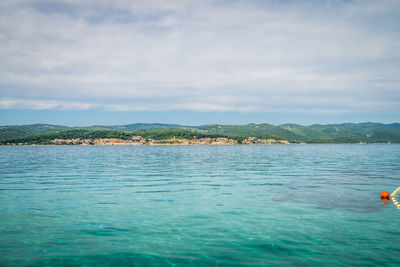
{"left": 0, "top": 0, "right": 399, "bottom": 126}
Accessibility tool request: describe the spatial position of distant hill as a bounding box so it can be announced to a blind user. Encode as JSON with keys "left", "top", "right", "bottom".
{"left": 1, "top": 122, "right": 400, "bottom": 143}
{"left": 0, "top": 124, "right": 70, "bottom": 141}
{"left": 196, "top": 123, "right": 302, "bottom": 140}
{"left": 281, "top": 122, "right": 400, "bottom": 143}
{"left": 387, "top": 123, "right": 400, "bottom": 130}
{"left": 0, "top": 129, "right": 234, "bottom": 145}
{"left": 0, "top": 123, "right": 189, "bottom": 141}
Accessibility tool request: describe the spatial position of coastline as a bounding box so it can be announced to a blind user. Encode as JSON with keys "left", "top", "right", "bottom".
{"left": 2, "top": 136, "right": 291, "bottom": 146}
{"left": 3, "top": 143, "right": 293, "bottom": 146}
{"left": 2, "top": 143, "right": 397, "bottom": 146}
{"left": 2, "top": 123, "right": 398, "bottom": 146}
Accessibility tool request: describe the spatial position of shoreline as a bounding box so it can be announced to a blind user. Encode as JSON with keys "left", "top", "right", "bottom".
{"left": 3, "top": 143, "right": 292, "bottom": 146}
{"left": 1, "top": 136, "right": 396, "bottom": 146}
{"left": 1, "top": 143, "right": 397, "bottom": 146}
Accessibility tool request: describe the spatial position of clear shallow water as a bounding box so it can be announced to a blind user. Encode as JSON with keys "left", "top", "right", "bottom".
{"left": 0, "top": 145, "right": 400, "bottom": 266}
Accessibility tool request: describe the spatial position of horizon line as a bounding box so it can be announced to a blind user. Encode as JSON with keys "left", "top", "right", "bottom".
{"left": 2, "top": 121, "right": 399, "bottom": 128}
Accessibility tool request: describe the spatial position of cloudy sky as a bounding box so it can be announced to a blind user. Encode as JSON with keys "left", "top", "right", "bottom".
{"left": 0, "top": 0, "right": 399, "bottom": 125}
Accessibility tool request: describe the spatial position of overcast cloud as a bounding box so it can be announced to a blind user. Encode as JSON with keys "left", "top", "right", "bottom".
{"left": 0, "top": 0, "right": 399, "bottom": 115}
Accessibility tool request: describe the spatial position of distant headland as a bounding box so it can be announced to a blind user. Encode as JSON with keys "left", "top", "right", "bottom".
{"left": 1, "top": 122, "right": 399, "bottom": 145}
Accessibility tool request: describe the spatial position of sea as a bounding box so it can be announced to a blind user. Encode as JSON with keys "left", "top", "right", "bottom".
{"left": 1, "top": 144, "right": 400, "bottom": 266}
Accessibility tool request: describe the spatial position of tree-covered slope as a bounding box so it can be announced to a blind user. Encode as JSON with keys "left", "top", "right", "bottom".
{"left": 196, "top": 123, "right": 302, "bottom": 140}
{"left": 0, "top": 124, "right": 70, "bottom": 141}
{"left": 284, "top": 123, "right": 400, "bottom": 143}
{"left": 0, "top": 129, "right": 235, "bottom": 145}
{"left": 0, "top": 123, "right": 190, "bottom": 141}
{"left": 1, "top": 122, "right": 400, "bottom": 144}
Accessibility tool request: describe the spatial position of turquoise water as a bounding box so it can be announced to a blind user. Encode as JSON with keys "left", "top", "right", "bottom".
{"left": 0, "top": 145, "right": 400, "bottom": 266}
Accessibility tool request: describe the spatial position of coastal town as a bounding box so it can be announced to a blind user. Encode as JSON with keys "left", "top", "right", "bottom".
{"left": 50, "top": 136, "right": 290, "bottom": 146}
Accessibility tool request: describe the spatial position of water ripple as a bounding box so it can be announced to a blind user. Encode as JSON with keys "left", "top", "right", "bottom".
{"left": 0, "top": 145, "right": 399, "bottom": 266}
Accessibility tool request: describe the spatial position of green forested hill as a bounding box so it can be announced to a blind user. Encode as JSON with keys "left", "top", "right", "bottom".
{"left": 0, "top": 123, "right": 190, "bottom": 141}
{"left": 196, "top": 123, "right": 302, "bottom": 140}
{"left": 0, "top": 124, "right": 70, "bottom": 141}
{"left": 1, "top": 122, "right": 400, "bottom": 144}
{"left": 280, "top": 122, "right": 400, "bottom": 143}
{"left": 0, "top": 129, "right": 233, "bottom": 145}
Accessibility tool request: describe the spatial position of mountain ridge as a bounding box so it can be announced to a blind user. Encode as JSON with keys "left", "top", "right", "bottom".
{"left": 1, "top": 122, "right": 399, "bottom": 143}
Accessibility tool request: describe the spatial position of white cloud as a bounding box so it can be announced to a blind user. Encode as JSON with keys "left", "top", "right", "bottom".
{"left": 0, "top": 98, "right": 96, "bottom": 110}
{"left": 0, "top": 0, "right": 399, "bottom": 114}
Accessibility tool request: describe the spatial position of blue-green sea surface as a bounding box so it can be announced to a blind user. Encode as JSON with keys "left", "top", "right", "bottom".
{"left": 1, "top": 145, "right": 400, "bottom": 266}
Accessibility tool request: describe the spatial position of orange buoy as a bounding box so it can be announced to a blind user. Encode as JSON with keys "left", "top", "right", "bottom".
{"left": 380, "top": 191, "right": 390, "bottom": 198}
